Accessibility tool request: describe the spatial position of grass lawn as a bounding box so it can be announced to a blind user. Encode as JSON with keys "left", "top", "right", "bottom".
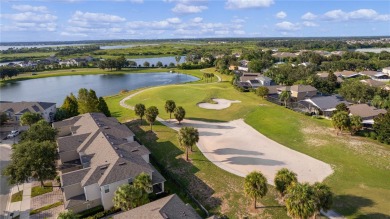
{"left": 127, "top": 121, "right": 288, "bottom": 218}
{"left": 106, "top": 69, "right": 390, "bottom": 218}
{"left": 30, "top": 201, "right": 63, "bottom": 215}
{"left": 11, "top": 191, "right": 23, "bottom": 202}
{"left": 125, "top": 82, "right": 259, "bottom": 122}
{"left": 31, "top": 182, "right": 53, "bottom": 197}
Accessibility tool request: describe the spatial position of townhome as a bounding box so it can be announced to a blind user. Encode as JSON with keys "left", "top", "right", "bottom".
{"left": 348, "top": 104, "right": 387, "bottom": 126}
{"left": 53, "top": 113, "right": 165, "bottom": 213}
{"left": 0, "top": 101, "right": 56, "bottom": 123}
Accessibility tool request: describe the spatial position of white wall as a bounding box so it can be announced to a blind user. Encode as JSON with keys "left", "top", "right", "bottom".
{"left": 100, "top": 179, "right": 129, "bottom": 210}
{"left": 84, "top": 183, "right": 100, "bottom": 201}
{"left": 142, "top": 154, "right": 149, "bottom": 163}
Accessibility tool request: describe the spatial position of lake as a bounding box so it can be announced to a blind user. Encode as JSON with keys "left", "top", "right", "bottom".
{"left": 0, "top": 72, "right": 198, "bottom": 105}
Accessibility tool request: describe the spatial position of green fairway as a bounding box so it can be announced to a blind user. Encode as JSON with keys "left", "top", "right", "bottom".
{"left": 125, "top": 82, "right": 259, "bottom": 122}
{"left": 107, "top": 70, "right": 390, "bottom": 218}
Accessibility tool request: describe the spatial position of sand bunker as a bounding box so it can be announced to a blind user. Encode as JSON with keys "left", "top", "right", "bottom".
{"left": 197, "top": 99, "right": 241, "bottom": 110}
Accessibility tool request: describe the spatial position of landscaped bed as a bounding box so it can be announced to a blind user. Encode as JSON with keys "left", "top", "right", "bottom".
{"left": 31, "top": 182, "right": 53, "bottom": 197}
{"left": 11, "top": 190, "right": 23, "bottom": 202}
{"left": 30, "top": 201, "right": 63, "bottom": 215}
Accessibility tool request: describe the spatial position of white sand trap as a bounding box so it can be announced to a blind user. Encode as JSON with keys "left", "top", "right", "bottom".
{"left": 162, "top": 119, "right": 333, "bottom": 184}
{"left": 197, "top": 98, "right": 241, "bottom": 110}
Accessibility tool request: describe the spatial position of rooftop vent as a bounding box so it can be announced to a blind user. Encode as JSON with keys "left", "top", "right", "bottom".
{"left": 161, "top": 213, "right": 169, "bottom": 219}
{"left": 120, "top": 154, "right": 123, "bottom": 158}
{"left": 114, "top": 147, "right": 118, "bottom": 150}
{"left": 100, "top": 165, "right": 108, "bottom": 170}
{"left": 119, "top": 162, "right": 126, "bottom": 166}
{"left": 104, "top": 126, "right": 110, "bottom": 129}
{"left": 131, "top": 149, "right": 139, "bottom": 152}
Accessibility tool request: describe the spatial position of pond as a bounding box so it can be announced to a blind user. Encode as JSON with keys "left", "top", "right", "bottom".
{"left": 0, "top": 72, "right": 198, "bottom": 105}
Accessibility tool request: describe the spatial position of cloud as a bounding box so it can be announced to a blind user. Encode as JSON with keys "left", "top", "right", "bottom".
{"left": 1, "top": 12, "right": 57, "bottom": 23}
{"left": 276, "top": 11, "right": 287, "bottom": 19}
{"left": 302, "top": 21, "right": 318, "bottom": 27}
{"left": 301, "top": 12, "right": 317, "bottom": 20}
{"left": 191, "top": 17, "right": 203, "bottom": 23}
{"left": 226, "top": 0, "right": 274, "bottom": 9}
{"left": 275, "top": 21, "right": 300, "bottom": 31}
{"left": 11, "top": 4, "right": 48, "bottom": 13}
{"left": 232, "top": 17, "right": 246, "bottom": 23}
{"left": 166, "top": 17, "right": 182, "bottom": 24}
{"left": 322, "top": 9, "right": 390, "bottom": 21}
{"left": 70, "top": 11, "right": 126, "bottom": 23}
{"left": 172, "top": 3, "right": 207, "bottom": 13}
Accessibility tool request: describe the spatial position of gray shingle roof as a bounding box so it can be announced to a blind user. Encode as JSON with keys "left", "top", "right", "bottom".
{"left": 290, "top": 85, "right": 317, "bottom": 93}
{"left": 302, "top": 95, "right": 349, "bottom": 111}
{"left": 62, "top": 168, "right": 90, "bottom": 187}
{"left": 112, "top": 194, "right": 202, "bottom": 219}
{"left": 348, "top": 104, "right": 387, "bottom": 119}
{"left": 57, "top": 133, "right": 90, "bottom": 152}
{"left": 0, "top": 101, "right": 56, "bottom": 114}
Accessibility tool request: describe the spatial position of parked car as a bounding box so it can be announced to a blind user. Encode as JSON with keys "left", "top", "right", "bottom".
{"left": 7, "top": 130, "right": 20, "bottom": 138}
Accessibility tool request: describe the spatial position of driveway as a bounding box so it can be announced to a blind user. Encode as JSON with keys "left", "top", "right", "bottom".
{"left": 163, "top": 119, "right": 333, "bottom": 184}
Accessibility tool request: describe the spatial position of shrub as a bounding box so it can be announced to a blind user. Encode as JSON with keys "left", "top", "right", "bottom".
{"left": 369, "top": 131, "right": 377, "bottom": 140}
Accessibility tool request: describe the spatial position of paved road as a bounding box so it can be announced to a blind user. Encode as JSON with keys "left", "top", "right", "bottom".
{"left": 0, "top": 142, "right": 11, "bottom": 219}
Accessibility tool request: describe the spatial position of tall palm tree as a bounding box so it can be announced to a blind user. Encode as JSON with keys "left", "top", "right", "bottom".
{"left": 177, "top": 127, "right": 199, "bottom": 161}
{"left": 312, "top": 182, "right": 333, "bottom": 217}
{"left": 145, "top": 106, "right": 159, "bottom": 131}
{"left": 279, "top": 90, "right": 291, "bottom": 107}
{"left": 134, "top": 103, "right": 146, "bottom": 125}
{"left": 134, "top": 172, "right": 152, "bottom": 193}
{"left": 113, "top": 184, "right": 148, "bottom": 211}
{"left": 274, "top": 168, "right": 298, "bottom": 197}
{"left": 244, "top": 171, "right": 268, "bottom": 209}
{"left": 285, "top": 183, "right": 316, "bottom": 219}
{"left": 164, "top": 100, "right": 176, "bottom": 119}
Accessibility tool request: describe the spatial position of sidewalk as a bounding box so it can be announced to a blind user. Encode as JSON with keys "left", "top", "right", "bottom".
{"left": 5, "top": 182, "right": 32, "bottom": 219}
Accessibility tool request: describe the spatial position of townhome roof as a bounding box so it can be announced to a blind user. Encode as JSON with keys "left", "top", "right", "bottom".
{"left": 0, "top": 101, "right": 56, "bottom": 114}
{"left": 112, "top": 194, "right": 202, "bottom": 219}
{"left": 360, "top": 79, "right": 386, "bottom": 87}
{"left": 359, "top": 71, "right": 380, "bottom": 77}
{"left": 290, "top": 85, "right": 317, "bottom": 93}
{"left": 334, "top": 70, "right": 359, "bottom": 78}
{"left": 301, "top": 95, "right": 349, "bottom": 111}
{"left": 55, "top": 113, "right": 164, "bottom": 188}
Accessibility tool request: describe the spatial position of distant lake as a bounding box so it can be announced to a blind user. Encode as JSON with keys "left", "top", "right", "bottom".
{"left": 0, "top": 72, "right": 198, "bottom": 105}
{"left": 128, "top": 56, "right": 186, "bottom": 66}
{"left": 0, "top": 44, "right": 87, "bottom": 51}
{"left": 354, "top": 48, "right": 390, "bottom": 53}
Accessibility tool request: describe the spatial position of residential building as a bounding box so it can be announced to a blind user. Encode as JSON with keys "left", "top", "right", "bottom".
{"left": 53, "top": 113, "right": 165, "bottom": 213}
{"left": 239, "top": 73, "right": 261, "bottom": 82}
{"left": 316, "top": 72, "right": 343, "bottom": 83}
{"left": 112, "top": 194, "right": 202, "bottom": 219}
{"left": 382, "top": 67, "right": 390, "bottom": 75}
{"left": 0, "top": 101, "right": 56, "bottom": 123}
{"left": 256, "top": 75, "right": 273, "bottom": 86}
{"left": 360, "top": 79, "right": 387, "bottom": 88}
{"left": 282, "top": 85, "right": 317, "bottom": 101}
{"left": 348, "top": 104, "right": 387, "bottom": 126}
{"left": 334, "top": 70, "right": 359, "bottom": 79}
{"left": 299, "top": 95, "right": 350, "bottom": 117}
{"left": 247, "top": 80, "right": 261, "bottom": 88}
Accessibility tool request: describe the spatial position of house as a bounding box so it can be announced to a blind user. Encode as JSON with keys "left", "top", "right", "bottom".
{"left": 348, "top": 104, "right": 387, "bottom": 126}
{"left": 53, "top": 113, "right": 165, "bottom": 213}
{"left": 257, "top": 76, "right": 273, "bottom": 86}
{"left": 238, "top": 60, "right": 249, "bottom": 72}
{"left": 360, "top": 79, "right": 387, "bottom": 88}
{"left": 334, "top": 70, "right": 360, "bottom": 79}
{"left": 247, "top": 80, "right": 261, "bottom": 88}
{"left": 239, "top": 73, "right": 261, "bottom": 82}
{"left": 359, "top": 71, "right": 379, "bottom": 78}
{"left": 272, "top": 52, "right": 298, "bottom": 59}
{"left": 0, "top": 101, "right": 56, "bottom": 123}
{"left": 112, "top": 194, "right": 202, "bottom": 219}
{"left": 288, "top": 85, "right": 317, "bottom": 101}
{"left": 228, "top": 65, "right": 237, "bottom": 71}
{"left": 316, "top": 72, "right": 343, "bottom": 83}
{"left": 59, "top": 59, "right": 78, "bottom": 67}
{"left": 299, "top": 95, "right": 350, "bottom": 117}
{"left": 382, "top": 67, "right": 390, "bottom": 75}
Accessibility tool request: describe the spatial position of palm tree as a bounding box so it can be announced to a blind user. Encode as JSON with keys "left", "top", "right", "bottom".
{"left": 133, "top": 172, "right": 152, "bottom": 194}
{"left": 113, "top": 184, "right": 149, "bottom": 211}
{"left": 312, "top": 182, "right": 333, "bottom": 217}
{"left": 164, "top": 100, "right": 176, "bottom": 119}
{"left": 244, "top": 171, "right": 268, "bottom": 209}
{"left": 145, "top": 106, "right": 159, "bottom": 131}
{"left": 177, "top": 127, "right": 199, "bottom": 161}
{"left": 279, "top": 90, "right": 291, "bottom": 107}
{"left": 174, "top": 106, "right": 186, "bottom": 124}
{"left": 134, "top": 103, "right": 146, "bottom": 124}
{"left": 285, "top": 183, "right": 316, "bottom": 219}
{"left": 349, "top": 115, "right": 362, "bottom": 135}
{"left": 331, "top": 111, "right": 350, "bottom": 135}
{"left": 274, "top": 168, "right": 298, "bottom": 197}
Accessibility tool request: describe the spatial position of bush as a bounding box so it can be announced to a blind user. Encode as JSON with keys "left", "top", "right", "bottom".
{"left": 369, "top": 131, "right": 377, "bottom": 140}
{"left": 76, "top": 206, "right": 104, "bottom": 218}
{"left": 85, "top": 207, "right": 120, "bottom": 219}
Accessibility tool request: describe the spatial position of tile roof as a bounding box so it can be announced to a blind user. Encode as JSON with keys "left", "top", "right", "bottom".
{"left": 56, "top": 113, "right": 163, "bottom": 188}
{"left": 0, "top": 101, "right": 56, "bottom": 114}
{"left": 112, "top": 194, "right": 202, "bottom": 219}
{"left": 348, "top": 104, "right": 387, "bottom": 119}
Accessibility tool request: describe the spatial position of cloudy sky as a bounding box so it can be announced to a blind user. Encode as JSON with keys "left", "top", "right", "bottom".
{"left": 0, "top": 0, "right": 389, "bottom": 42}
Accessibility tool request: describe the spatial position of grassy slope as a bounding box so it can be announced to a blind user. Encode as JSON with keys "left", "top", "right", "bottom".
{"left": 106, "top": 69, "right": 390, "bottom": 218}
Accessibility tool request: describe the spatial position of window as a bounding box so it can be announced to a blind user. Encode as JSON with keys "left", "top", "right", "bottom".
{"left": 103, "top": 185, "right": 109, "bottom": 193}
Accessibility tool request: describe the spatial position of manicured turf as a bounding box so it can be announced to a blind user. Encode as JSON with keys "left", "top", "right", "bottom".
{"left": 11, "top": 191, "right": 23, "bottom": 202}
{"left": 107, "top": 69, "right": 390, "bottom": 218}
{"left": 125, "top": 82, "right": 260, "bottom": 122}
{"left": 30, "top": 201, "right": 63, "bottom": 215}
{"left": 31, "top": 182, "right": 53, "bottom": 197}
{"left": 127, "top": 121, "right": 288, "bottom": 218}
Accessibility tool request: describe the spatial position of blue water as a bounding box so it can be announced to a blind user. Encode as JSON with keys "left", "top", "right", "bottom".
{"left": 0, "top": 72, "right": 198, "bottom": 105}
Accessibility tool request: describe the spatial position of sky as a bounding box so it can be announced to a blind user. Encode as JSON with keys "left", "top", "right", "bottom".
{"left": 0, "top": 0, "right": 389, "bottom": 42}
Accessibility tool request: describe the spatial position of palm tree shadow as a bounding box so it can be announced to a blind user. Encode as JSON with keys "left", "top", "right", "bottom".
{"left": 333, "top": 194, "right": 375, "bottom": 216}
